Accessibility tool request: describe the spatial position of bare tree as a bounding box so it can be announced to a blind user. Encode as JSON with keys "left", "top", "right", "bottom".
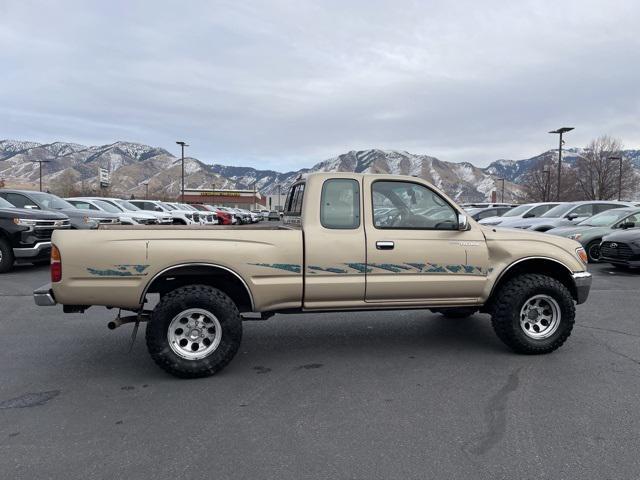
{"left": 521, "top": 154, "right": 581, "bottom": 202}
{"left": 49, "top": 170, "right": 79, "bottom": 198}
{"left": 574, "top": 136, "right": 637, "bottom": 200}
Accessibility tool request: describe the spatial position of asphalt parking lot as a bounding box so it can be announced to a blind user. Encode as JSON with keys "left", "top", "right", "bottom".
{"left": 0, "top": 263, "right": 639, "bottom": 479}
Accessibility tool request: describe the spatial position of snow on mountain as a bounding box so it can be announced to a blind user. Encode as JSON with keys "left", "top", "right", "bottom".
{"left": 8, "top": 139, "right": 637, "bottom": 201}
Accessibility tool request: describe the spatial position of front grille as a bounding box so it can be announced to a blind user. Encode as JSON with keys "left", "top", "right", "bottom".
{"left": 95, "top": 218, "right": 120, "bottom": 225}
{"left": 601, "top": 241, "right": 635, "bottom": 260}
{"left": 31, "top": 219, "right": 70, "bottom": 239}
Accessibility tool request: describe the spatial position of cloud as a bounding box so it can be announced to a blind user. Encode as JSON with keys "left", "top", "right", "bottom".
{"left": 1, "top": 0, "right": 639, "bottom": 170}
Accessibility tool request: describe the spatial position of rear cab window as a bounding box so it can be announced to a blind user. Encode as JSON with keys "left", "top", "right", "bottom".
{"left": 283, "top": 182, "right": 305, "bottom": 227}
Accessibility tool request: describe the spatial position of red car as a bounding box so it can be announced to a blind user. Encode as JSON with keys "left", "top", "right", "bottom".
{"left": 196, "top": 204, "right": 233, "bottom": 225}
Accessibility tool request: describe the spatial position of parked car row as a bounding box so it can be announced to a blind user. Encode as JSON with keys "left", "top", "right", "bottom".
{"left": 471, "top": 198, "right": 640, "bottom": 266}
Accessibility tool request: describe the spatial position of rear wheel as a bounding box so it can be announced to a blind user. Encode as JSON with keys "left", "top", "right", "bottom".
{"left": 491, "top": 273, "right": 575, "bottom": 354}
{"left": 586, "top": 240, "right": 601, "bottom": 263}
{"left": 0, "top": 239, "right": 15, "bottom": 273}
{"left": 146, "top": 285, "right": 242, "bottom": 378}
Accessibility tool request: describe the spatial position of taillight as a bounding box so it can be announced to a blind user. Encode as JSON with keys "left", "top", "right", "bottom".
{"left": 51, "top": 244, "right": 62, "bottom": 282}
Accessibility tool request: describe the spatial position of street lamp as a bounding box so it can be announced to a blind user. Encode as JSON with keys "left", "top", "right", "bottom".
{"left": 549, "top": 127, "right": 574, "bottom": 201}
{"left": 496, "top": 178, "right": 505, "bottom": 203}
{"left": 608, "top": 156, "right": 623, "bottom": 201}
{"left": 32, "top": 160, "right": 51, "bottom": 192}
{"left": 176, "top": 141, "right": 189, "bottom": 203}
{"left": 542, "top": 169, "right": 551, "bottom": 202}
{"left": 142, "top": 181, "right": 149, "bottom": 200}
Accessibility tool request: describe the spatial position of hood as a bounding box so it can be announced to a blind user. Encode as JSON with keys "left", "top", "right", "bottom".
{"left": 481, "top": 225, "right": 584, "bottom": 261}
{"left": 0, "top": 207, "right": 68, "bottom": 220}
{"left": 602, "top": 227, "right": 640, "bottom": 242}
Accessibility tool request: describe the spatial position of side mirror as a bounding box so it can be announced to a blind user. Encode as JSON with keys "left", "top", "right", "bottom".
{"left": 523, "top": 212, "right": 535, "bottom": 218}
{"left": 458, "top": 213, "right": 469, "bottom": 231}
{"left": 24, "top": 204, "right": 39, "bottom": 209}
{"left": 620, "top": 222, "right": 635, "bottom": 229}
{"left": 566, "top": 213, "right": 579, "bottom": 220}
{"left": 155, "top": 206, "right": 162, "bottom": 211}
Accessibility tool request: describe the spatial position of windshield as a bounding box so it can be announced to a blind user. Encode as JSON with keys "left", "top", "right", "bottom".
{"left": 502, "top": 204, "right": 532, "bottom": 217}
{"left": 578, "top": 209, "right": 633, "bottom": 227}
{"left": 115, "top": 199, "right": 141, "bottom": 211}
{"left": 93, "top": 199, "right": 122, "bottom": 213}
{"left": 161, "top": 203, "right": 176, "bottom": 210}
{"left": 0, "top": 197, "right": 15, "bottom": 208}
{"left": 541, "top": 203, "right": 574, "bottom": 218}
{"left": 30, "top": 192, "right": 74, "bottom": 210}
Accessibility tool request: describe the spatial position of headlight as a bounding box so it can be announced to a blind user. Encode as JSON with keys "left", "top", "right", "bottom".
{"left": 13, "top": 218, "right": 39, "bottom": 227}
{"left": 576, "top": 247, "right": 588, "bottom": 265}
{"left": 568, "top": 233, "right": 582, "bottom": 241}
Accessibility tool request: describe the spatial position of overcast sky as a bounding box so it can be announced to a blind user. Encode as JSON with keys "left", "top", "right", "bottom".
{"left": 1, "top": 0, "right": 639, "bottom": 170}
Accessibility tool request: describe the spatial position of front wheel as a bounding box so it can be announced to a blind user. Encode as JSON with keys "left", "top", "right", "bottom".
{"left": 491, "top": 274, "right": 575, "bottom": 354}
{"left": 586, "top": 240, "right": 601, "bottom": 263}
{"left": 146, "top": 285, "right": 242, "bottom": 378}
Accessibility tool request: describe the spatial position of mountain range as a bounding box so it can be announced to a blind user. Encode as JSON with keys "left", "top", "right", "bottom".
{"left": 1, "top": 139, "right": 638, "bottom": 202}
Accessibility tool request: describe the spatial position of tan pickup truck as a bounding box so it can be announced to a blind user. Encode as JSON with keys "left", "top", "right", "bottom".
{"left": 34, "top": 172, "right": 592, "bottom": 378}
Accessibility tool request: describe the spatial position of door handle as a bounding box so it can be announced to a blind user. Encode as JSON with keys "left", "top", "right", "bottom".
{"left": 376, "top": 241, "right": 395, "bottom": 250}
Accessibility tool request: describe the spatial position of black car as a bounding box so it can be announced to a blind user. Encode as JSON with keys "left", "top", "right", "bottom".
{"left": 0, "top": 196, "right": 70, "bottom": 272}
{"left": 0, "top": 189, "right": 120, "bottom": 229}
{"left": 600, "top": 228, "right": 640, "bottom": 269}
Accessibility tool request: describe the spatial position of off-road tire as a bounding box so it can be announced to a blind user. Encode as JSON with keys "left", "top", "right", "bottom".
{"left": 434, "top": 307, "right": 478, "bottom": 319}
{"left": 0, "top": 238, "right": 15, "bottom": 273}
{"left": 586, "top": 240, "right": 601, "bottom": 263}
{"left": 491, "top": 273, "right": 575, "bottom": 354}
{"left": 146, "top": 285, "right": 242, "bottom": 378}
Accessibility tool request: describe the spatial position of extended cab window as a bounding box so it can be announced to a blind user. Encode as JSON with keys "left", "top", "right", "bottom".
{"left": 320, "top": 179, "right": 360, "bottom": 229}
{"left": 285, "top": 183, "right": 305, "bottom": 216}
{"left": 372, "top": 181, "right": 457, "bottom": 229}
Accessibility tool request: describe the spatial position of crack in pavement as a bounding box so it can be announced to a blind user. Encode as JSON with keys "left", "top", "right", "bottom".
{"left": 577, "top": 324, "right": 640, "bottom": 339}
{"left": 463, "top": 367, "right": 521, "bottom": 456}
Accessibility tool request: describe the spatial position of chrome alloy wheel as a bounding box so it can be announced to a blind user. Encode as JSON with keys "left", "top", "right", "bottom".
{"left": 167, "top": 308, "right": 222, "bottom": 360}
{"left": 519, "top": 294, "right": 561, "bottom": 340}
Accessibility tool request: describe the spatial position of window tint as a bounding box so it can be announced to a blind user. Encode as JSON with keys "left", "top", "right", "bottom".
{"left": 570, "top": 204, "right": 594, "bottom": 217}
{"left": 594, "top": 203, "right": 623, "bottom": 214}
{"left": 68, "top": 201, "right": 96, "bottom": 210}
{"left": 320, "top": 179, "right": 360, "bottom": 229}
{"left": 285, "top": 183, "right": 305, "bottom": 216}
{"left": 4, "top": 193, "right": 35, "bottom": 209}
{"left": 476, "top": 209, "right": 496, "bottom": 220}
{"left": 529, "top": 204, "right": 555, "bottom": 217}
{"left": 372, "top": 181, "right": 457, "bottom": 229}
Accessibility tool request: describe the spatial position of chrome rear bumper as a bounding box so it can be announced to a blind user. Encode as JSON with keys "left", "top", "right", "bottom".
{"left": 33, "top": 283, "right": 56, "bottom": 306}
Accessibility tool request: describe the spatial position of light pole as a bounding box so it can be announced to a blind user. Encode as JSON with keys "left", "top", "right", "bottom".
{"left": 549, "top": 127, "right": 574, "bottom": 201}
{"left": 142, "top": 181, "right": 149, "bottom": 199}
{"left": 176, "top": 141, "right": 189, "bottom": 203}
{"left": 608, "top": 155, "right": 623, "bottom": 201}
{"left": 542, "top": 169, "right": 550, "bottom": 202}
{"left": 277, "top": 184, "right": 281, "bottom": 210}
{"left": 32, "top": 160, "right": 51, "bottom": 192}
{"left": 496, "top": 178, "right": 505, "bottom": 203}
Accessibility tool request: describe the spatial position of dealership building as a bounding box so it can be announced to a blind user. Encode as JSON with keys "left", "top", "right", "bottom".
{"left": 182, "top": 188, "right": 267, "bottom": 209}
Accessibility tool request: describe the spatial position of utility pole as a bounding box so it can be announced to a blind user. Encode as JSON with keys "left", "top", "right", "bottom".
{"left": 32, "top": 160, "right": 51, "bottom": 192}
{"left": 549, "top": 127, "right": 574, "bottom": 201}
{"left": 142, "top": 181, "right": 149, "bottom": 199}
{"left": 608, "top": 156, "right": 623, "bottom": 201}
{"left": 176, "top": 141, "right": 189, "bottom": 203}
{"left": 542, "top": 169, "right": 550, "bottom": 202}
